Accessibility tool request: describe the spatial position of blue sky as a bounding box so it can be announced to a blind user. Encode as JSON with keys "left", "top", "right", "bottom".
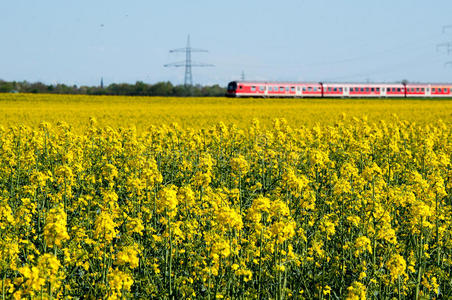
{"left": 1, "top": 0, "right": 451, "bottom": 86}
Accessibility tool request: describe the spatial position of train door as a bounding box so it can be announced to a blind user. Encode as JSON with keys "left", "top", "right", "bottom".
{"left": 343, "top": 86, "right": 350, "bottom": 97}
{"left": 381, "top": 86, "right": 386, "bottom": 97}
{"left": 425, "top": 85, "right": 431, "bottom": 97}
{"left": 296, "top": 86, "right": 302, "bottom": 97}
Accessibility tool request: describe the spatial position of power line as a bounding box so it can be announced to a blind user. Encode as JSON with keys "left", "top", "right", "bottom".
{"left": 164, "top": 35, "right": 214, "bottom": 86}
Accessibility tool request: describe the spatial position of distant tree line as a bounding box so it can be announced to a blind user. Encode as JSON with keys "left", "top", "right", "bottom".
{"left": 0, "top": 80, "right": 226, "bottom": 97}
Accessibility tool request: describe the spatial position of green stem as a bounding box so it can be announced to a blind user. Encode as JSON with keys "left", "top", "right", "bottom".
{"left": 168, "top": 215, "right": 173, "bottom": 298}
{"left": 2, "top": 273, "right": 5, "bottom": 300}
{"left": 415, "top": 218, "right": 424, "bottom": 300}
{"left": 435, "top": 194, "right": 440, "bottom": 267}
{"left": 258, "top": 227, "right": 264, "bottom": 299}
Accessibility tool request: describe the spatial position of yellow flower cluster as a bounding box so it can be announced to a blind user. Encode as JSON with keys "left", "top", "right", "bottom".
{"left": 0, "top": 112, "right": 450, "bottom": 299}
{"left": 44, "top": 206, "right": 69, "bottom": 248}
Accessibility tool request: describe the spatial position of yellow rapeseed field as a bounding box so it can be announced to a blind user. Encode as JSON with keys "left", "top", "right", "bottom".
{"left": 0, "top": 93, "right": 451, "bottom": 131}
{"left": 0, "top": 93, "right": 450, "bottom": 299}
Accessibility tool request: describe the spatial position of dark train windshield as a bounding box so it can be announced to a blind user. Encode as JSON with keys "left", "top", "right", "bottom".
{"left": 227, "top": 81, "right": 237, "bottom": 91}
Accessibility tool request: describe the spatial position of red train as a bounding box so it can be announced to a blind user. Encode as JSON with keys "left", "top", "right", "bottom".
{"left": 226, "top": 81, "right": 452, "bottom": 98}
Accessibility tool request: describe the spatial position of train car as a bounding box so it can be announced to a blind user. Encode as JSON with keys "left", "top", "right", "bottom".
{"left": 300, "top": 83, "right": 323, "bottom": 97}
{"left": 405, "top": 83, "right": 428, "bottom": 97}
{"left": 226, "top": 81, "right": 323, "bottom": 97}
{"left": 430, "top": 84, "right": 452, "bottom": 97}
{"left": 382, "top": 83, "right": 405, "bottom": 97}
{"left": 227, "top": 81, "right": 266, "bottom": 97}
{"left": 226, "top": 80, "right": 452, "bottom": 98}
{"left": 323, "top": 83, "right": 345, "bottom": 97}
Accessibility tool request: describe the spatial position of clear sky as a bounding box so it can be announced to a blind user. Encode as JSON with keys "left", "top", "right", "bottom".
{"left": 1, "top": 0, "right": 452, "bottom": 86}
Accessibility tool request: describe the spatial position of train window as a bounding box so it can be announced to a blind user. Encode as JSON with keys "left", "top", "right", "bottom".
{"left": 360, "top": 88, "right": 364, "bottom": 92}
{"left": 239, "top": 85, "right": 243, "bottom": 89}
{"left": 339, "top": 87, "right": 343, "bottom": 92}
{"left": 327, "top": 87, "right": 331, "bottom": 92}
{"left": 291, "top": 87, "right": 295, "bottom": 92}
{"left": 268, "top": 86, "right": 273, "bottom": 91}
{"left": 303, "top": 87, "right": 306, "bottom": 91}
{"left": 397, "top": 88, "right": 401, "bottom": 92}
{"left": 438, "top": 88, "right": 442, "bottom": 93}
{"left": 377, "top": 88, "right": 380, "bottom": 92}
{"left": 297, "top": 87, "right": 300, "bottom": 91}
{"left": 251, "top": 86, "right": 256, "bottom": 91}
{"left": 427, "top": 88, "right": 429, "bottom": 92}
{"left": 432, "top": 88, "right": 436, "bottom": 92}
{"left": 421, "top": 88, "right": 425, "bottom": 92}
{"left": 334, "top": 88, "right": 337, "bottom": 92}
{"left": 371, "top": 88, "right": 374, "bottom": 92}
{"left": 308, "top": 87, "right": 312, "bottom": 92}
{"left": 416, "top": 88, "right": 419, "bottom": 92}
{"left": 365, "top": 88, "right": 369, "bottom": 92}
{"left": 259, "top": 86, "right": 265, "bottom": 91}
{"left": 445, "top": 88, "right": 449, "bottom": 93}
{"left": 350, "top": 88, "right": 354, "bottom": 92}
{"left": 314, "top": 87, "right": 318, "bottom": 92}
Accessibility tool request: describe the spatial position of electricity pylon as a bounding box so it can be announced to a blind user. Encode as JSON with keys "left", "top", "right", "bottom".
{"left": 438, "top": 25, "right": 452, "bottom": 67}
{"left": 164, "top": 35, "right": 214, "bottom": 86}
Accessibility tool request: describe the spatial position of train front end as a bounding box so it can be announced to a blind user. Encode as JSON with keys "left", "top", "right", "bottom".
{"left": 226, "top": 81, "right": 237, "bottom": 97}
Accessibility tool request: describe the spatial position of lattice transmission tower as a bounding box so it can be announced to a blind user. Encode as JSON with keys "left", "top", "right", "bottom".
{"left": 437, "top": 25, "right": 452, "bottom": 67}
{"left": 164, "top": 35, "right": 214, "bottom": 86}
